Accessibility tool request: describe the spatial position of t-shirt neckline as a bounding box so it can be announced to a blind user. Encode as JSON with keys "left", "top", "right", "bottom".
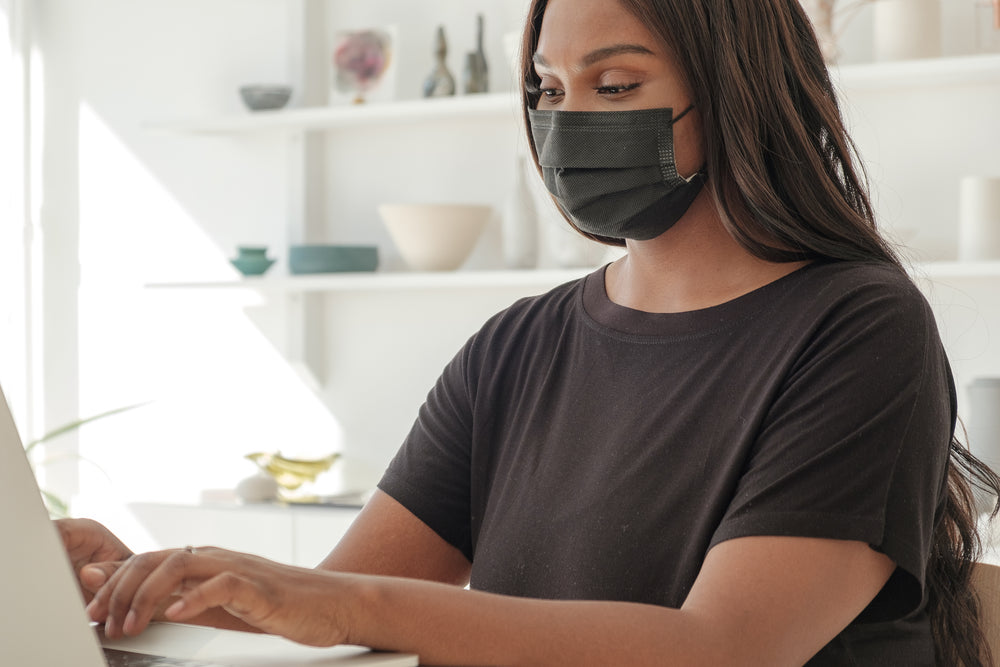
{"left": 581, "top": 261, "right": 822, "bottom": 339}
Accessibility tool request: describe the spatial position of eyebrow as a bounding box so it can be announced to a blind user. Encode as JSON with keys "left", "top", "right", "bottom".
{"left": 532, "top": 43, "right": 656, "bottom": 69}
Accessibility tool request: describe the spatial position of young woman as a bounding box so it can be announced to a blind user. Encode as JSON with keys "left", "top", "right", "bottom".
{"left": 63, "top": 0, "right": 1000, "bottom": 664}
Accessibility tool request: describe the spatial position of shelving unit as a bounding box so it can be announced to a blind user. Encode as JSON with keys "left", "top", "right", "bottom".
{"left": 146, "top": 91, "right": 521, "bottom": 135}
{"left": 144, "top": 261, "right": 1000, "bottom": 295}
{"left": 145, "top": 268, "right": 591, "bottom": 293}
{"left": 144, "top": 53, "right": 1000, "bottom": 295}
{"left": 832, "top": 53, "right": 1000, "bottom": 90}
{"left": 147, "top": 53, "right": 1000, "bottom": 136}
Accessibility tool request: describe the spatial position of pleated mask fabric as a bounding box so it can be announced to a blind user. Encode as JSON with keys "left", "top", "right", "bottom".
{"left": 528, "top": 106, "right": 706, "bottom": 241}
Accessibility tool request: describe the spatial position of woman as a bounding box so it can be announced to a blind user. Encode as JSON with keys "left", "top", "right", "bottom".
{"left": 64, "top": 0, "right": 999, "bottom": 664}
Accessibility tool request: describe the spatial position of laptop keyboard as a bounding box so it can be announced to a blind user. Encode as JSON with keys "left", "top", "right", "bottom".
{"left": 103, "top": 647, "right": 230, "bottom": 667}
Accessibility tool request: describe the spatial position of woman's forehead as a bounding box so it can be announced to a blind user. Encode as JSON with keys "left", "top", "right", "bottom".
{"left": 536, "top": 0, "right": 664, "bottom": 69}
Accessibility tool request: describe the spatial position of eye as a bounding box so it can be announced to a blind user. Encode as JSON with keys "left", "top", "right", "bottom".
{"left": 595, "top": 82, "right": 641, "bottom": 96}
{"left": 529, "top": 76, "right": 564, "bottom": 105}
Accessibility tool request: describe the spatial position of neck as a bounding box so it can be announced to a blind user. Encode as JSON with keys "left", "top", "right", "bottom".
{"left": 604, "top": 192, "right": 808, "bottom": 313}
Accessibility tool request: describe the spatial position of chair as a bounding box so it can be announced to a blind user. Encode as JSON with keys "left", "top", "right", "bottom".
{"left": 972, "top": 562, "right": 1000, "bottom": 666}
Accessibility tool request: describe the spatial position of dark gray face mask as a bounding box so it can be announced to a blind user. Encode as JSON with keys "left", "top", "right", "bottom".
{"left": 527, "top": 106, "right": 706, "bottom": 241}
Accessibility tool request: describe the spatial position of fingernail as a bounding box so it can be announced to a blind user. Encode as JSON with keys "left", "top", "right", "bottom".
{"left": 82, "top": 565, "right": 108, "bottom": 588}
{"left": 123, "top": 610, "right": 137, "bottom": 635}
{"left": 165, "top": 599, "right": 185, "bottom": 619}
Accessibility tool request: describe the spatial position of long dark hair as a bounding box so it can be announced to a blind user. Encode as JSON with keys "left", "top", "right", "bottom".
{"left": 520, "top": 0, "right": 1000, "bottom": 663}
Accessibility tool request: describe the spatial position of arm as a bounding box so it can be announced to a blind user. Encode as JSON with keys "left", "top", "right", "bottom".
{"left": 89, "top": 496, "right": 894, "bottom": 665}
{"left": 317, "top": 489, "right": 471, "bottom": 586}
{"left": 334, "top": 535, "right": 894, "bottom": 666}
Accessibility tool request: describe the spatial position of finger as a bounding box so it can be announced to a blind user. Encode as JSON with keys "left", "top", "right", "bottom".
{"left": 57, "top": 518, "right": 133, "bottom": 570}
{"left": 164, "top": 572, "right": 264, "bottom": 625}
{"left": 89, "top": 551, "right": 172, "bottom": 638}
{"left": 122, "top": 549, "right": 225, "bottom": 637}
{"left": 80, "top": 562, "right": 124, "bottom": 593}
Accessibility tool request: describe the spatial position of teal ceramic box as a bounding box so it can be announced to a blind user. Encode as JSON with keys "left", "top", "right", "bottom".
{"left": 288, "top": 245, "right": 379, "bottom": 274}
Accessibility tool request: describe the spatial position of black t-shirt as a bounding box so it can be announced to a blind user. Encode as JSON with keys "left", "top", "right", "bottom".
{"left": 378, "top": 261, "right": 954, "bottom": 664}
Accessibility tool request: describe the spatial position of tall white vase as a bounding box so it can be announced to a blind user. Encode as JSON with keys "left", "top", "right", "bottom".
{"left": 959, "top": 176, "right": 1000, "bottom": 262}
{"left": 969, "top": 378, "right": 1000, "bottom": 472}
{"left": 873, "top": 0, "right": 941, "bottom": 62}
{"left": 501, "top": 156, "right": 540, "bottom": 269}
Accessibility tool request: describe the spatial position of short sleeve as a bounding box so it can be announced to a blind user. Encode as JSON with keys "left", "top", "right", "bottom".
{"left": 377, "top": 331, "right": 479, "bottom": 561}
{"left": 709, "top": 276, "right": 953, "bottom": 617}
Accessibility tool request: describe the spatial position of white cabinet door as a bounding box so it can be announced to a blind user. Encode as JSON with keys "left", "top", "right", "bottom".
{"left": 128, "top": 503, "right": 296, "bottom": 564}
{"left": 127, "top": 502, "right": 362, "bottom": 567}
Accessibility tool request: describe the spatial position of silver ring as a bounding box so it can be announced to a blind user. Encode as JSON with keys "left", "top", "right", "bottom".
{"left": 184, "top": 545, "right": 196, "bottom": 554}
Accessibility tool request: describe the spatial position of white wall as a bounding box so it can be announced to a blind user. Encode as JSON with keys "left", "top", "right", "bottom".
{"left": 0, "top": 0, "right": 36, "bottom": 456}
{"left": 15, "top": 0, "right": 1000, "bottom": 518}
{"left": 26, "top": 0, "right": 544, "bottom": 511}
{"left": 29, "top": 0, "right": 311, "bottom": 506}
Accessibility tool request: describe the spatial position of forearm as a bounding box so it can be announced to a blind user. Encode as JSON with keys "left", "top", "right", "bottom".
{"left": 343, "top": 576, "right": 716, "bottom": 667}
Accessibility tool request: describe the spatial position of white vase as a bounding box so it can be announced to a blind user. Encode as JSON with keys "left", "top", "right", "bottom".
{"left": 969, "top": 378, "right": 1000, "bottom": 472}
{"left": 541, "top": 208, "right": 606, "bottom": 269}
{"left": 959, "top": 176, "right": 1000, "bottom": 261}
{"left": 502, "top": 156, "right": 540, "bottom": 269}
{"left": 873, "top": 0, "right": 941, "bottom": 62}
{"left": 799, "top": 0, "right": 839, "bottom": 63}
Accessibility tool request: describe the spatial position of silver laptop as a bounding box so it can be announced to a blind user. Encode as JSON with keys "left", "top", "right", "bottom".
{"left": 0, "top": 383, "right": 418, "bottom": 666}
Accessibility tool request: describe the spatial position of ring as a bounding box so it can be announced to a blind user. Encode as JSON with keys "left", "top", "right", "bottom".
{"left": 184, "top": 545, "right": 196, "bottom": 554}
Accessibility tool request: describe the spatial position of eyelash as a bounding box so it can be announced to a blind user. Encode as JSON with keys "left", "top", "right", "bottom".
{"left": 595, "top": 82, "right": 641, "bottom": 95}
{"left": 528, "top": 81, "right": 642, "bottom": 101}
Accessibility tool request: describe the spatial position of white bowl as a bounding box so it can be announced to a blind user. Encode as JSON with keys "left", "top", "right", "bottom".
{"left": 378, "top": 203, "right": 492, "bottom": 271}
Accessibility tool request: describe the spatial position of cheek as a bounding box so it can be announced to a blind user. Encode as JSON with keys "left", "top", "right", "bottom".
{"left": 673, "top": 113, "right": 706, "bottom": 179}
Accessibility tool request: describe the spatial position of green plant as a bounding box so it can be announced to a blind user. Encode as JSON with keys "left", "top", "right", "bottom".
{"left": 25, "top": 402, "right": 149, "bottom": 517}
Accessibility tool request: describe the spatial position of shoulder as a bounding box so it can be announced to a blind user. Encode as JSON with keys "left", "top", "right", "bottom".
{"left": 781, "top": 261, "right": 936, "bottom": 339}
{"left": 793, "top": 260, "right": 925, "bottom": 307}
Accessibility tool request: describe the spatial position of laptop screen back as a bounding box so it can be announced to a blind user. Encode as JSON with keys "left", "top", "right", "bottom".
{"left": 0, "top": 383, "right": 107, "bottom": 666}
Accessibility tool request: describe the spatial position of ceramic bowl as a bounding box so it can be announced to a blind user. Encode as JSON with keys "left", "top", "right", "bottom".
{"left": 288, "top": 244, "right": 379, "bottom": 274}
{"left": 239, "top": 85, "right": 293, "bottom": 111}
{"left": 230, "top": 246, "right": 276, "bottom": 276}
{"left": 378, "top": 203, "right": 492, "bottom": 271}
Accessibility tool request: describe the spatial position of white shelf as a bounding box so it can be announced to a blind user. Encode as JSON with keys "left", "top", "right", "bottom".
{"left": 145, "top": 268, "right": 593, "bottom": 293}
{"left": 834, "top": 53, "right": 1000, "bottom": 91}
{"left": 147, "top": 55, "right": 1000, "bottom": 135}
{"left": 916, "top": 260, "right": 1000, "bottom": 279}
{"left": 147, "top": 92, "right": 521, "bottom": 135}
{"left": 146, "top": 261, "right": 1000, "bottom": 294}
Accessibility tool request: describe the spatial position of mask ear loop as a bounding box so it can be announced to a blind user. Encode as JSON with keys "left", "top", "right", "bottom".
{"left": 669, "top": 104, "right": 706, "bottom": 184}
{"left": 672, "top": 104, "right": 695, "bottom": 123}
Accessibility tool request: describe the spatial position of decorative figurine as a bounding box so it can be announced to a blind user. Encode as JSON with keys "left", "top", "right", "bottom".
{"left": 463, "top": 14, "right": 489, "bottom": 94}
{"left": 423, "top": 26, "right": 456, "bottom": 98}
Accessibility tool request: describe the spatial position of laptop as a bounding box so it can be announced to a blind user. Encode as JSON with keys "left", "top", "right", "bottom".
{"left": 0, "top": 383, "right": 418, "bottom": 666}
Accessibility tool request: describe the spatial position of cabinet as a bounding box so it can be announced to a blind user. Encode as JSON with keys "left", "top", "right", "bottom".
{"left": 126, "top": 502, "right": 361, "bottom": 567}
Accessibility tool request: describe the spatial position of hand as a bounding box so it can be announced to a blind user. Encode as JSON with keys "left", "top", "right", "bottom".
{"left": 56, "top": 518, "right": 133, "bottom": 603}
{"left": 87, "top": 546, "right": 354, "bottom": 647}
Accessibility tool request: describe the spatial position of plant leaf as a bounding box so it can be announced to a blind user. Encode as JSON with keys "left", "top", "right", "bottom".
{"left": 41, "top": 489, "right": 69, "bottom": 519}
{"left": 24, "top": 401, "right": 150, "bottom": 455}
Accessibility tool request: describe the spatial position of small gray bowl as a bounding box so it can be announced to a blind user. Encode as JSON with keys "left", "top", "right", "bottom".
{"left": 239, "top": 85, "right": 292, "bottom": 111}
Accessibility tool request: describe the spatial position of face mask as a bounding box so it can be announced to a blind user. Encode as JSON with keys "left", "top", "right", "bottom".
{"left": 527, "top": 106, "right": 705, "bottom": 241}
